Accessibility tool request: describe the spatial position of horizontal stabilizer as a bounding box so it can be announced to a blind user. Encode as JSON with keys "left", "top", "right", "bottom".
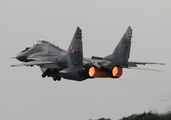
{"left": 128, "top": 67, "right": 162, "bottom": 72}
{"left": 128, "top": 61, "right": 165, "bottom": 67}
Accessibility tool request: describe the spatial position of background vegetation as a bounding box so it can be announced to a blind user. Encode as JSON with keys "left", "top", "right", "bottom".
{"left": 90, "top": 112, "right": 171, "bottom": 120}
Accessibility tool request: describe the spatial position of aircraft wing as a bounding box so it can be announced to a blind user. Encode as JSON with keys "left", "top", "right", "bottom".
{"left": 128, "top": 61, "right": 165, "bottom": 67}
{"left": 11, "top": 61, "right": 54, "bottom": 67}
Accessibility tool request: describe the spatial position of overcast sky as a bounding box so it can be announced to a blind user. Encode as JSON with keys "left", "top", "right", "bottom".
{"left": 1, "top": 0, "right": 171, "bottom": 120}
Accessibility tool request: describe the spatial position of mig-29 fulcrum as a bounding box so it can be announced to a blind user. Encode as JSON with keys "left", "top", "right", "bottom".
{"left": 11, "top": 27, "right": 164, "bottom": 81}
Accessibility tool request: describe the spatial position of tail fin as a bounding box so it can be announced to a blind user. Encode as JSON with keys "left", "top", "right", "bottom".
{"left": 66, "top": 27, "right": 83, "bottom": 67}
{"left": 104, "top": 26, "right": 132, "bottom": 67}
{"left": 58, "top": 27, "right": 85, "bottom": 80}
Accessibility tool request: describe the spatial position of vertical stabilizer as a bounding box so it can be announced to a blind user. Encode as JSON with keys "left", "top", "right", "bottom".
{"left": 66, "top": 27, "right": 83, "bottom": 67}
{"left": 57, "top": 27, "right": 85, "bottom": 80}
{"left": 104, "top": 26, "right": 132, "bottom": 67}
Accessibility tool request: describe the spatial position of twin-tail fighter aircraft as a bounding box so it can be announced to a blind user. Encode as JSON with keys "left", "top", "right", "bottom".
{"left": 11, "top": 27, "right": 164, "bottom": 81}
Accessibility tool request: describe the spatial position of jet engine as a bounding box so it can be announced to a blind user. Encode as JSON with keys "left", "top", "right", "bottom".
{"left": 79, "top": 63, "right": 123, "bottom": 78}
{"left": 88, "top": 65, "right": 123, "bottom": 78}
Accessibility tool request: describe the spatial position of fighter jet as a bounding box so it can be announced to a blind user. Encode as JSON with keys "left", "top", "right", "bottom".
{"left": 11, "top": 27, "right": 164, "bottom": 81}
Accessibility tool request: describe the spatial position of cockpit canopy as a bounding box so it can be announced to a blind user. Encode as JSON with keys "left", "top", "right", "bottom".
{"left": 33, "top": 40, "right": 50, "bottom": 46}
{"left": 21, "top": 47, "right": 30, "bottom": 53}
{"left": 34, "top": 40, "right": 44, "bottom": 45}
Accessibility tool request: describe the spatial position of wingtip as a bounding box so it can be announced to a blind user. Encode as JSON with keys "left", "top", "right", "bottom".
{"left": 10, "top": 57, "right": 16, "bottom": 59}
{"left": 159, "top": 63, "right": 165, "bottom": 65}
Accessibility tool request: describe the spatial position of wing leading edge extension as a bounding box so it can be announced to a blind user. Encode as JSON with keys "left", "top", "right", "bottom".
{"left": 11, "top": 61, "right": 54, "bottom": 67}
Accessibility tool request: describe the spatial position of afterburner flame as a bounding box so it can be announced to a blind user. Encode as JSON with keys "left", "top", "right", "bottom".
{"left": 112, "top": 66, "right": 123, "bottom": 78}
{"left": 88, "top": 66, "right": 123, "bottom": 78}
{"left": 88, "top": 66, "right": 96, "bottom": 77}
{"left": 88, "top": 66, "right": 111, "bottom": 77}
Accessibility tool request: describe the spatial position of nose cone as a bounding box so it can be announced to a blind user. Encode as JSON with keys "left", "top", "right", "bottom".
{"left": 16, "top": 53, "right": 28, "bottom": 62}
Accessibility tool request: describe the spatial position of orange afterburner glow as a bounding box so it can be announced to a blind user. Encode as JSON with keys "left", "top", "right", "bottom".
{"left": 88, "top": 66, "right": 123, "bottom": 78}
{"left": 88, "top": 66, "right": 111, "bottom": 77}
{"left": 112, "top": 66, "right": 123, "bottom": 78}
